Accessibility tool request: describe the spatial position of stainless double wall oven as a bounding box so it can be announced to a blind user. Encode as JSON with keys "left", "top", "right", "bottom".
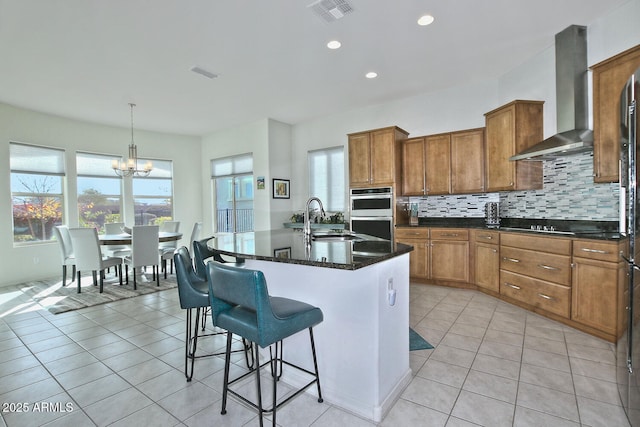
{"left": 349, "top": 187, "right": 394, "bottom": 241}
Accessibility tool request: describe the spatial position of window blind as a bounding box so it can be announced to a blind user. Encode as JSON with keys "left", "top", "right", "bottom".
{"left": 10, "top": 142, "right": 65, "bottom": 175}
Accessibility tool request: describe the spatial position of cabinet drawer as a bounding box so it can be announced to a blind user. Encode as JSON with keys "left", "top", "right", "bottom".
{"left": 573, "top": 240, "right": 622, "bottom": 262}
{"left": 430, "top": 228, "right": 469, "bottom": 241}
{"left": 395, "top": 227, "right": 429, "bottom": 239}
{"left": 473, "top": 229, "right": 500, "bottom": 244}
{"left": 500, "top": 246, "right": 571, "bottom": 286}
{"left": 500, "top": 232, "right": 571, "bottom": 256}
{"left": 500, "top": 270, "right": 571, "bottom": 318}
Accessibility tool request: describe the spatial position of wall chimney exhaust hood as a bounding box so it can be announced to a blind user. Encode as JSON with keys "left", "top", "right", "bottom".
{"left": 510, "top": 25, "right": 593, "bottom": 161}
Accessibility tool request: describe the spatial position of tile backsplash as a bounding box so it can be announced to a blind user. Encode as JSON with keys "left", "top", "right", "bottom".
{"left": 410, "top": 152, "right": 619, "bottom": 221}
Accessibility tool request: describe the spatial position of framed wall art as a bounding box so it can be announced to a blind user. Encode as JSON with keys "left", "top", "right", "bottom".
{"left": 272, "top": 178, "right": 290, "bottom": 199}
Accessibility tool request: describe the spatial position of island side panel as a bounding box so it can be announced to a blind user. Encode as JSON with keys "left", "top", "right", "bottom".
{"left": 245, "top": 254, "right": 410, "bottom": 422}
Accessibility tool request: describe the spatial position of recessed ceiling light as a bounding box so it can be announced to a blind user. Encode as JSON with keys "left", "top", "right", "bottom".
{"left": 365, "top": 72, "right": 378, "bottom": 79}
{"left": 327, "top": 40, "right": 341, "bottom": 49}
{"left": 417, "top": 15, "right": 434, "bottom": 26}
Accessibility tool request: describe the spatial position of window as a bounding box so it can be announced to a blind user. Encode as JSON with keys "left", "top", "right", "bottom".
{"left": 10, "top": 142, "right": 65, "bottom": 243}
{"left": 308, "top": 146, "right": 345, "bottom": 212}
{"left": 211, "top": 153, "right": 253, "bottom": 233}
{"left": 132, "top": 159, "right": 173, "bottom": 225}
{"left": 76, "top": 152, "right": 123, "bottom": 232}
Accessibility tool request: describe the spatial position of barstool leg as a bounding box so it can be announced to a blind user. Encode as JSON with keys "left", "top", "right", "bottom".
{"left": 309, "top": 327, "right": 323, "bottom": 402}
{"left": 185, "top": 308, "right": 199, "bottom": 381}
{"left": 253, "top": 341, "right": 264, "bottom": 427}
{"left": 221, "top": 332, "right": 233, "bottom": 415}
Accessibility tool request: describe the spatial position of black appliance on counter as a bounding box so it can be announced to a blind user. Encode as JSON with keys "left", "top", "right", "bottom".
{"left": 618, "top": 66, "right": 640, "bottom": 427}
{"left": 349, "top": 187, "right": 393, "bottom": 240}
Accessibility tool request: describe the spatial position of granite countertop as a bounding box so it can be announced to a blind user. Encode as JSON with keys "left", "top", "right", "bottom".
{"left": 396, "top": 218, "right": 623, "bottom": 240}
{"left": 208, "top": 229, "right": 413, "bottom": 270}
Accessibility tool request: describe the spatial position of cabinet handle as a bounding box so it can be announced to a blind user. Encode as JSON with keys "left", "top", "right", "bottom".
{"left": 492, "top": 249, "right": 497, "bottom": 253}
{"left": 537, "top": 293, "right": 554, "bottom": 301}
{"left": 502, "top": 257, "right": 520, "bottom": 263}
{"left": 479, "top": 235, "right": 493, "bottom": 240}
{"left": 504, "top": 283, "right": 521, "bottom": 290}
{"left": 580, "top": 248, "right": 609, "bottom": 254}
{"left": 537, "top": 264, "right": 559, "bottom": 271}
{"left": 440, "top": 233, "right": 459, "bottom": 237}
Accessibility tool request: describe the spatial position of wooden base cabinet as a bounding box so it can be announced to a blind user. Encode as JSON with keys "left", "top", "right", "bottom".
{"left": 395, "top": 227, "right": 469, "bottom": 285}
{"left": 571, "top": 239, "right": 627, "bottom": 339}
{"left": 499, "top": 233, "right": 572, "bottom": 319}
{"left": 430, "top": 228, "right": 469, "bottom": 284}
{"left": 472, "top": 230, "right": 500, "bottom": 293}
{"left": 395, "top": 228, "right": 429, "bottom": 280}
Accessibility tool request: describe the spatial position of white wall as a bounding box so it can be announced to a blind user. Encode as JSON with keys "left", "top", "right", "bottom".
{"left": 267, "top": 119, "right": 293, "bottom": 230}
{"left": 0, "top": 103, "right": 201, "bottom": 287}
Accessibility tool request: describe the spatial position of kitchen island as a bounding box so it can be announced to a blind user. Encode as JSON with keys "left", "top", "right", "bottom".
{"left": 207, "top": 229, "right": 413, "bottom": 422}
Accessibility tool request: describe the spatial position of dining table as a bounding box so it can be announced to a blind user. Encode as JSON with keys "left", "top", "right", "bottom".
{"left": 98, "top": 232, "right": 183, "bottom": 245}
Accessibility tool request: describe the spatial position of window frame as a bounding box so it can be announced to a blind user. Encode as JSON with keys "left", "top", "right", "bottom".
{"left": 10, "top": 142, "right": 66, "bottom": 245}
{"left": 132, "top": 158, "right": 174, "bottom": 225}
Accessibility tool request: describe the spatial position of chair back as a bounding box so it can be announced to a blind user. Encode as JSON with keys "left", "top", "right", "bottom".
{"left": 159, "top": 221, "right": 180, "bottom": 250}
{"left": 174, "top": 246, "right": 208, "bottom": 309}
{"left": 69, "top": 228, "right": 103, "bottom": 271}
{"left": 130, "top": 225, "right": 160, "bottom": 267}
{"left": 104, "top": 222, "right": 125, "bottom": 234}
{"left": 190, "top": 222, "right": 202, "bottom": 252}
{"left": 207, "top": 262, "right": 273, "bottom": 343}
{"left": 193, "top": 237, "right": 224, "bottom": 279}
{"left": 160, "top": 221, "right": 180, "bottom": 233}
{"left": 53, "top": 225, "right": 74, "bottom": 263}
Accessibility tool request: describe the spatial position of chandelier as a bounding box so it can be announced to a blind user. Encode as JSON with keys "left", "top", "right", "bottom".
{"left": 112, "top": 103, "right": 152, "bottom": 177}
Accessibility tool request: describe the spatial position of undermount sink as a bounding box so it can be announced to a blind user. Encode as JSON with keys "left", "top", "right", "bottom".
{"left": 311, "top": 232, "right": 363, "bottom": 242}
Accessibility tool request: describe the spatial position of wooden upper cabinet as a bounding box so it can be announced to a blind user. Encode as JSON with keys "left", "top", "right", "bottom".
{"left": 348, "top": 126, "right": 409, "bottom": 188}
{"left": 484, "top": 100, "right": 544, "bottom": 192}
{"left": 402, "top": 137, "right": 426, "bottom": 195}
{"left": 591, "top": 44, "right": 640, "bottom": 183}
{"left": 425, "top": 133, "right": 451, "bottom": 195}
{"left": 348, "top": 132, "right": 371, "bottom": 187}
{"left": 451, "top": 128, "right": 485, "bottom": 194}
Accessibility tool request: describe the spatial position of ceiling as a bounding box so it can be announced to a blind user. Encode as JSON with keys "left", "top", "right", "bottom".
{"left": 0, "top": 0, "right": 629, "bottom": 136}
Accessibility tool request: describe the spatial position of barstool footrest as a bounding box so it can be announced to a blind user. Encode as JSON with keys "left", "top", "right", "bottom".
{"left": 226, "top": 358, "right": 321, "bottom": 414}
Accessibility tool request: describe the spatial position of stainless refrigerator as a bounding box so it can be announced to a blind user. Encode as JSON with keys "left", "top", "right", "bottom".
{"left": 619, "top": 66, "right": 640, "bottom": 427}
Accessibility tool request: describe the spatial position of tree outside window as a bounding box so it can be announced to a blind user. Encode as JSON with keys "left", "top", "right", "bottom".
{"left": 10, "top": 143, "right": 65, "bottom": 243}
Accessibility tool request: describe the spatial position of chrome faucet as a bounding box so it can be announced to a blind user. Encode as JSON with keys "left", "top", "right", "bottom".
{"left": 303, "top": 197, "right": 325, "bottom": 243}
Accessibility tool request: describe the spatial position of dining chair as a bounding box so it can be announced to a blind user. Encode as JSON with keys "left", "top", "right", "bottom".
{"left": 68, "top": 228, "right": 123, "bottom": 293}
{"left": 53, "top": 225, "right": 76, "bottom": 286}
{"left": 189, "top": 222, "right": 202, "bottom": 254}
{"left": 160, "top": 221, "right": 180, "bottom": 278}
{"left": 102, "top": 222, "right": 131, "bottom": 260}
{"left": 207, "top": 261, "right": 324, "bottom": 426}
{"left": 125, "top": 225, "right": 160, "bottom": 289}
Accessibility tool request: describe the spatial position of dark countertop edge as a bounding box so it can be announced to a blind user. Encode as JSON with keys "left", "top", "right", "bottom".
{"left": 396, "top": 219, "right": 623, "bottom": 241}
{"left": 214, "top": 242, "right": 414, "bottom": 271}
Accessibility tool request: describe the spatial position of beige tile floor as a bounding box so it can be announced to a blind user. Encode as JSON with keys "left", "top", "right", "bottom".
{"left": 0, "top": 281, "right": 631, "bottom": 426}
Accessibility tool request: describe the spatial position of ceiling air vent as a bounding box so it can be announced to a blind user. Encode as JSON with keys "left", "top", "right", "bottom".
{"left": 308, "top": 0, "right": 353, "bottom": 23}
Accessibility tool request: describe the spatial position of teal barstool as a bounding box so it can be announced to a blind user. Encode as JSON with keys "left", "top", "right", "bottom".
{"left": 207, "top": 261, "right": 323, "bottom": 427}
{"left": 193, "top": 237, "right": 244, "bottom": 281}
{"left": 175, "top": 246, "right": 251, "bottom": 381}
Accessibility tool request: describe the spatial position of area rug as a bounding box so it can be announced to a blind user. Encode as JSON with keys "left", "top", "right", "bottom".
{"left": 409, "top": 327, "right": 434, "bottom": 351}
{"left": 10, "top": 273, "right": 177, "bottom": 315}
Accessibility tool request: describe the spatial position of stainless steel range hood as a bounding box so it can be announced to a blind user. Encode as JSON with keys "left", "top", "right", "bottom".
{"left": 510, "top": 25, "right": 593, "bottom": 161}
